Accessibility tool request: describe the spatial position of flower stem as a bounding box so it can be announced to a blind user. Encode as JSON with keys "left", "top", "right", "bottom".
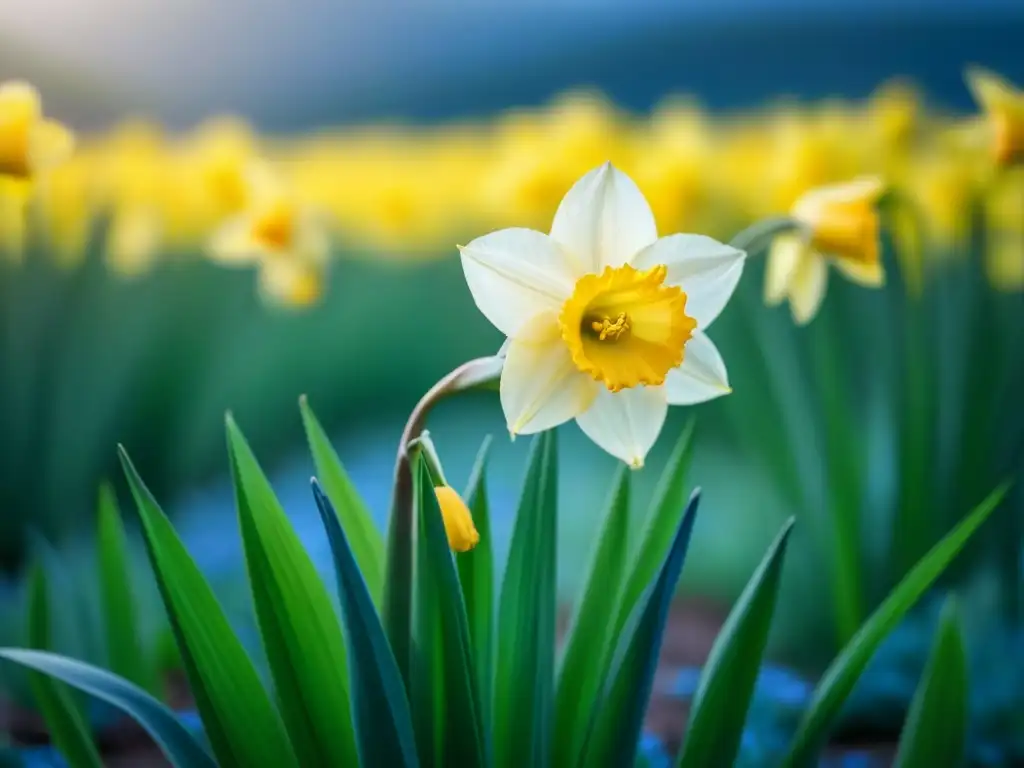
{"left": 382, "top": 355, "right": 503, "bottom": 690}
{"left": 728, "top": 216, "right": 804, "bottom": 256}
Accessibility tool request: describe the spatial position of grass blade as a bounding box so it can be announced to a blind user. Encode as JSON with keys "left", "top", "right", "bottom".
{"left": 456, "top": 436, "right": 495, "bottom": 727}
{"left": 300, "top": 396, "right": 385, "bottom": 603}
{"left": 25, "top": 566, "right": 104, "bottom": 768}
{"left": 494, "top": 431, "right": 558, "bottom": 768}
{"left": 782, "top": 482, "right": 1008, "bottom": 766}
{"left": 311, "top": 479, "right": 419, "bottom": 768}
{"left": 119, "top": 446, "right": 297, "bottom": 768}
{"left": 413, "top": 455, "right": 488, "bottom": 767}
{"left": 225, "top": 415, "right": 359, "bottom": 767}
{"left": 96, "top": 482, "right": 153, "bottom": 694}
{"left": 676, "top": 517, "right": 796, "bottom": 768}
{"left": 892, "top": 598, "right": 969, "bottom": 768}
{"left": 553, "top": 465, "right": 631, "bottom": 767}
{"left": 0, "top": 650, "right": 214, "bottom": 768}
{"left": 615, "top": 421, "right": 696, "bottom": 637}
{"left": 580, "top": 489, "right": 701, "bottom": 768}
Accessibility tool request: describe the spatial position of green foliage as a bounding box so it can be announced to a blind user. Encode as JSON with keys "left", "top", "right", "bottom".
{"left": 677, "top": 517, "right": 795, "bottom": 768}
{"left": 0, "top": 401, "right": 1001, "bottom": 767}
{"left": 892, "top": 599, "right": 969, "bottom": 768}
{"left": 782, "top": 483, "right": 1007, "bottom": 766}
{"left": 120, "top": 447, "right": 297, "bottom": 768}
{"left": 301, "top": 395, "right": 385, "bottom": 603}
{"left": 311, "top": 480, "right": 418, "bottom": 768}
{"left": 225, "top": 414, "right": 359, "bottom": 767}
{"left": 493, "top": 431, "right": 558, "bottom": 768}
{"left": 25, "top": 566, "right": 104, "bottom": 768}
{"left": 96, "top": 482, "right": 153, "bottom": 694}
{"left": 553, "top": 465, "right": 631, "bottom": 767}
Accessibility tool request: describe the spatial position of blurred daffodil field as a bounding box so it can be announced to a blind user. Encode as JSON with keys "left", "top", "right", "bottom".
{"left": 0, "top": 29, "right": 1022, "bottom": 768}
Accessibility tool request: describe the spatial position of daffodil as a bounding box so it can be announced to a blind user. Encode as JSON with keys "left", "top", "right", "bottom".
{"left": 766, "top": 177, "right": 885, "bottom": 325}
{"left": 460, "top": 163, "right": 743, "bottom": 467}
{"left": 433, "top": 486, "right": 480, "bottom": 552}
{"left": 209, "top": 167, "right": 331, "bottom": 307}
{"left": 965, "top": 66, "right": 1024, "bottom": 167}
{"left": 0, "top": 81, "right": 74, "bottom": 183}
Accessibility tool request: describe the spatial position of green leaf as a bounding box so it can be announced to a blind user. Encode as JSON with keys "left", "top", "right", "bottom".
{"left": 225, "top": 415, "right": 359, "bottom": 767}
{"left": 580, "top": 489, "right": 701, "bottom": 768}
{"left": 893, "top": 598, "right": 969, "bottom": 768}
{"left": 456, "top": 436, "right": 495, "bottom": 727}
{"left": 0, "top": 650, "right": 215, "bottom": 768}
{"left": 96, "top": 482, "right": 153, "bottom": 693}
{"left": 494, "top": 431, "right": 558, "bottom": 768}
{"left": 119, "top": 446, "right": 297, "bottom": 768}
{"left": 677, "top": 517, "right": 796, "bottom": 768}
{"left": 412, "top": 455, "right": 488, "bottom": 766}
{"left": 300, "top": 395, "right": 385, "bottom": 603}
{"left": 782, "top": 482, "right": 1008, "bottom": 766}
{"left": 311, "top": 479, "right": 419, "bottom": 768}
{"left": 553, "top": 465, "right": 631, "bottom": 768}
{"left": 25, "top": 566, "right": 104, "bottom": 768}
{"left": 615, "top": 421, "right": 696, "bottom": 636}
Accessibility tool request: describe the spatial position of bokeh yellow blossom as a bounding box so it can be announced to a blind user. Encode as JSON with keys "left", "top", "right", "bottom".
{"left": 966, "top": 66, "right": 1024, "bottom": 167}
{"left": 0, "top": 81, "right": 74, "bottom": 184}
{"left": 766, "top": 177, "right": 885, "bottom": 324}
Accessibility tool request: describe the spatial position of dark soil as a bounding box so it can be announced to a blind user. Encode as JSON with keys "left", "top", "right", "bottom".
{"left": 2, "top": 599, "right": 898, "bottom": 766}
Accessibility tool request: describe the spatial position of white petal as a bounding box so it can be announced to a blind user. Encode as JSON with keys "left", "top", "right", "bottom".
{"left": 789, "top": 250, "right": 829, "bottom": 325}
{"left": 550, "top": 162, "right": 657, "bottom": 273}
{"left": 459, "top": 228, "right": 578, "bottom": 340}
{"left": 208, "top": 215, "right": 262, "bottom": 265}
{"left": 764, "top": 234, "right": 805, "bottom": 306}
{"left": 630, "top": 233, "right": 745, "bottom": 328}
{"left": 833, "top": 258, "right": 885, "bottom": 288}
{"left": 501, "top": 329, "right": 597, "bottom": 435}
{"left": 575, "top": 385, "right": 668, "bottom": 468}
{"left": 664, "top": 331, "right": 731, "bottom": 405}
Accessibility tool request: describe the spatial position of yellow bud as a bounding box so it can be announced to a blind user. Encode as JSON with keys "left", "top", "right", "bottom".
{"left": 433, "top": 485, "right": 480, "bottom": 553}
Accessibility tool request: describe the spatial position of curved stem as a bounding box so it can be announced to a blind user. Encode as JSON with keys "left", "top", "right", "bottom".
{"left": 382, "top": 354, "right": 503, "bottom": 688}
{"left": 729, "top": 216, "right": 804, "bottom": 256}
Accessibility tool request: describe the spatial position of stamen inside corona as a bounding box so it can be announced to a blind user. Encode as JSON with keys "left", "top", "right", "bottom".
{"left": 559, "top": 263, "right": 696, "bottom": 392}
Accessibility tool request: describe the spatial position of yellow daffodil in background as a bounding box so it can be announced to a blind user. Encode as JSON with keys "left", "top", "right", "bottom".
{"left": 460, "top": 163, "right": 743, "bottom": 467}
{"left": 0, "top": 81, "right": 74, "bottom": 260}
{"left": 434, "top": 485, "right": 480, "bottom": 552}
{"left": 766, "top": 177, "right": 885, "bottom": 325}
{"left": 0, "top": 81, "right": 74, "bottom": 184}
{"left": 966, "top": 66, "right": 1024, "bottom": 167}
{"left": 984, "top": 166, "right": 1024, "bottom": 291}
{"left": 210, "top": 165, "right": 331, "bottom": 307}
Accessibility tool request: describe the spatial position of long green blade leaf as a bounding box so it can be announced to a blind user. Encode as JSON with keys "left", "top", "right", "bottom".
{"left": 615, "top": 421, "right": 696, "bottom": 636}
{"left": 782, "top": 482, "right": 1008, "bottom": 766}
{"left": 225, "top": 415, "right": 359, "bottom": 767}
{"left": 553, "top": 465, "right": 631, "bottom": 768}
{"left": 892, "top": 598, "right": 969, "bottom": 768}
{"left": 677, "top": 517, "right": 796, "bottom": 768}
{"left": 310, "top": 479, "right": 419, "bottom": 768}
{"left": 581, "top": 489, "right": 701, "bottom": 768}
{"left": 300, "top": 396, "right": 385, "bottom": 603}
{"left": 0, "top": 650, "right": 214, "bottom": 768}
{"left": 494, "top": 431, "right": 558, "bottom": 768}
{"left": 96, "top": 482, "right": 153, "bottom": 693}
{"left": 456, "top": 436, "right": 495, "bottom": 728}
{"left": 413, "top": 455, "right": 488, "bottom": 766}
{"left": 120, "top": 446, "right": 297, "bottom": 768}
{"left": 26, "top": 566, "right": 104, "bottom": 768}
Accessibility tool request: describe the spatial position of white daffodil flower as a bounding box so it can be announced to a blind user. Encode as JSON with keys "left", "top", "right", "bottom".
{"left": 459, "top": 162, "right": 745, "bottom": 468}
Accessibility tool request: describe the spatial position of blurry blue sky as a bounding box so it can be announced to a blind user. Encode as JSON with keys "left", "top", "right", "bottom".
{"left": 1, "top": 0, "right": 1023, "bottom": 129}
